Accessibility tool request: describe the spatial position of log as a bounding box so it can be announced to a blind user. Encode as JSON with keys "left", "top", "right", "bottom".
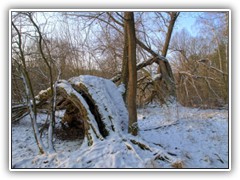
{"left": 35, "top": 75, "right": 129, "bottom": 146}
{"left": 13, "top": 75, "right": 180, "bottom": 167}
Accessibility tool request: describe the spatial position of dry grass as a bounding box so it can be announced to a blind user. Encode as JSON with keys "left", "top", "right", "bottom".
{"left": 171, "top": 160, "right": 184, "bottom": 168}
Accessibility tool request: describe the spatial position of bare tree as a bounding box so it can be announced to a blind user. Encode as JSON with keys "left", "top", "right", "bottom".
{"left": 170, "top": 12, "right": 229, "bottom": 107}
{"left": 156, "top": 12, "right": 179, "bottom": 103}
{"left": 12, "top": 20, "right": 47, "bottom": 154}
{"left": 11, "top": 12, "right": 64, "bottom": 153}
{"left": 120, "top": 13, "right": 129, "bottom": 102}
{"left": 125, "top": 12, "right": 138, "bottom": 136}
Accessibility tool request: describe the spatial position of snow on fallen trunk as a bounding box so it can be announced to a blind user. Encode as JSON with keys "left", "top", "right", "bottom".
{"left": 36, "top": 75, "right": 129, "bottom": 146}
{"left": 69, "top": 75, "right": 129, "bottom": 136}
{"left": 30, "top": 75, "right": 179, "bottom": 168}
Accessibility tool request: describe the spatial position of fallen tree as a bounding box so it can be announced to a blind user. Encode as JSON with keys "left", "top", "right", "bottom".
{"left": 13, "top": 75, "right": 181, "bottom": 168}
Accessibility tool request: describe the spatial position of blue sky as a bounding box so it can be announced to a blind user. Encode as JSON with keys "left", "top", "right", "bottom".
{"left": 174, "top": 12, "right": 202, "bottom": 36}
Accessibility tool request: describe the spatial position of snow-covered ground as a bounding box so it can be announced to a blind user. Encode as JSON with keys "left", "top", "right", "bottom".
{"left": 138, "top": 103, "right": 229, "bottom": 169}
{"left": 11, "top": 103, "right": 229, "bottom": 169}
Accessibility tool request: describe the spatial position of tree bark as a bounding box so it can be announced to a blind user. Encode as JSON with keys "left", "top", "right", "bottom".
{"left": 157, "top": 12, "right": 179, "bottom": 100}
{"left": 125, "top": 12, "right": 138, "bottom": 136}
{"left": 161, "top": 12, "right": 179, "bottom": 57}
{"left": 120, "top": 13, "right": 129, "bottom": 102}
{"left": 12, "top": 21, "right": 46, "bottom": 154}
{"left": 28, "top": 13, "right": 56, "bottom": 152}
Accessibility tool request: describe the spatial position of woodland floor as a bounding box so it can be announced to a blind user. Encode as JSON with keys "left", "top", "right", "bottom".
{"left": 11, "top": 103, "right": 229, "bottom": 169}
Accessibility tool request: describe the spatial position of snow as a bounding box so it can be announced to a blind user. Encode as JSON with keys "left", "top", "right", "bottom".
{"left": 138, "top": 103, "right": 228, "bottom": 168}
{"left": 11, "top": 75, "right": 229, "bottom": 170}
{"left": 69, "top": 75, "right": 129, "bottom": 134}
{"left": 117, "top": 83, "right": 126, "bottom": 95}
{"left": 11, "top": 102, "right": 229, "bottom": 169}
{"left": 152, "top": 73, "right": 162, "bottom": 81}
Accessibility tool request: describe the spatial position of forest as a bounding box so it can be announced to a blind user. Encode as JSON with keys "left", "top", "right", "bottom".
{"left": 11, "top": 11, "right": 229, "bottom": 169}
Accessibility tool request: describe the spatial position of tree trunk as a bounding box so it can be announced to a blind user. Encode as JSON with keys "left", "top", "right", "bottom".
{"left": 36, "top": 75, "right": 129, "bottom": 145}
{"left": 157, "top": 12, "right": 179, "bottom": 102}
{"left": 12, "top": 21, "right": 47, "bottom": 154}
{"left": 120, "top": 13, "right": 129, "bottom": 102}
{"left": 125, "top": 12, "right": 138, "bottom": 136}
{"left": 28, "top": 13, "right": 57, "bottom": 152}
{"left": 161, "top": 12, "right": 179, "bottom": 57}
